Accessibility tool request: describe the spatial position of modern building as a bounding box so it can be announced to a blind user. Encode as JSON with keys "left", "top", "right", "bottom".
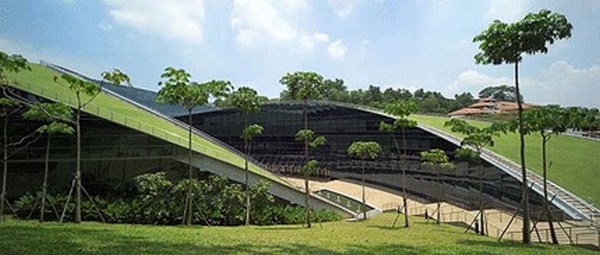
{"left": 3, "top": 62, "right": 598, "bottom": 221}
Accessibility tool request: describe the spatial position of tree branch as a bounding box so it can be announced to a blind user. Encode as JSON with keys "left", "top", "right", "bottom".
{"left": 4, "top": 89, "right": 75, "bottom": 125}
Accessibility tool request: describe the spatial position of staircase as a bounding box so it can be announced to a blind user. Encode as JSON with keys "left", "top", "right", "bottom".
{"left": 419, "top": 124, "right": 600, "bottom": 220}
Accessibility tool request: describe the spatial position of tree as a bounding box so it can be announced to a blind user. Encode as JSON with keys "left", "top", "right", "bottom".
{"left": 473, "top": 9, "right": 572, "bottom": 244}
{"left": 453, "top": 92, "right": 477, "bottom": 110}
{"left": 511, "top": 105, "right": 580, "bottom": 244}
{"left": 230, "top": 86, "right": 263, "bottom": 226}
{"left": 157, "top": 67, "right": 231, "bottom": 226}
{"left": 280, "top": 71, "right": 324, "bottom": 228}
{"left": 22, "top": 103, "right": 74, "bottom": 222}
{"left": 381, "top": 100, "right": 417, "bottom": 227}
{"left": 444, "top": 119, "right": 503, "bottom": 235}
{"left": 478, "top": 85, "right": 521, "bottom": 102}
{"left": 0, "top": 52, "right": 32, "bottom": 222}
{"left": 294, "top": 128, "right": 326, "bottom": 227}
{"left": 56, "top": 69, "right": 130, "bottom": 223}
{"left": 347, "top": 141, "right": 382, "bottom": 220}
{"left": 420, "top": 148, "right": 455, "bottom": 224}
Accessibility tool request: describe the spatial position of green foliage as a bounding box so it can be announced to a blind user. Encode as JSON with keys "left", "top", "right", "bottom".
{"left": 230, "top": 86, "right": 261, "bottom": 114}
{"left": 444, "top": 119, "right": 503, "bottom": 150}
{"left": 295, "top": 129, "right": 327, "bottom": 149}
{"left": 473, "top": 9, "right": 572, "bottom": 65}
{"left": 347, "top": 141, "right": 382, "bottom": 160}
{"left": 420, "top": 149, "right": 455, "bottom": 170}
{"left": 101, "top": 68, "right": 131, "bottom": 87}
{"left": 241, "top": 123, "right": 264, "bottom": 142}
{"left": 60, "top": 74, "right": 101, "bottom": 99}
{"left": 22, "top": 102, "right": 74, "bottom": 135}
{"left": 302, "top": 159, "right": 319, "bottom": 175}
{"left": 479, "top": 85, "right": 521, "bottom": 102}
{"left": 0, "top": 52, "right": 30, "bottom": 84}
{"left": 279, "top": 71, "right": 324, "bottom": 101}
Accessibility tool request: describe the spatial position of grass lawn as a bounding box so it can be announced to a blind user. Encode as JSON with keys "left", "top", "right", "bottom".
{"left": 5, "top": 64, "right": 286, "bottom": 187}
{"left": 0, "top": 213, "right": 596, "bottom": 255}
{"left": 412, "top": 114, "right": 600, "bottom": 205}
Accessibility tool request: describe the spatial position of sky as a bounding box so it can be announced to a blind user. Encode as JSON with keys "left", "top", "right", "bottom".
{"left": 1, "top": 0, "right": 599, "bottom": 108}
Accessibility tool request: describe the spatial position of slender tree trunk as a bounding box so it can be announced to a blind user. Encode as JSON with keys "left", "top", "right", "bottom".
{"left": 437, "top": 171, "right": 441, "bottom": 224}
{"left": 75, "top": 108, "right": 82, "bottom": 223}
{"left": 244, "top": 115, "right": 250, "bottom": 226}
{"left": 40, "top": 134, "right": 51, "bottom": 223}
{"left": 362, "top": 160, "right": 367, "bottom": 220}
{"left": 542, "top": 134, "right": 558, "bottom": 244}
{"left": 401, "top": 127, "right": 409, "bottom": 227}
{"left": 303, "top": 98, "right": 311, "bottom": 228}
{"left": 516, "top": 61, "right": 531, "bottom": 244}
{"left": 477, "top": 150, "right": 485, "bottom": 235}
{"left": 185, "top": 109, "right": 193, "bottom": 226}
{"left": 0, "top": 117, "right": 7, "bottom": 223}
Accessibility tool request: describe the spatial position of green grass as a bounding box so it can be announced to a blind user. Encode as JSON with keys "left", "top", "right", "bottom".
{"left": 5, "top": 64, "right": 286, "bottom": 187}
{"left": 0, "top": 213, "right": 596, "bottom": 255}
{"left": 412, "top": 114, "right": 600, "bottom": 205}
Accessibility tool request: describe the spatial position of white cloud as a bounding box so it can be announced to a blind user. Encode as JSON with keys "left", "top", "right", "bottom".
{"left": 98, "top": 22, "right": 113, "bottom": 31}
{"left": 101, "top": 0, "right": 205, "bottom": 44}
{"left": 231, "top": 0, "right": 298, "bottom": 48}
{"left": 314, "top": 32, "right": 329, "bottom": 42}
{"left": 327, "top": 39, "right": 347, "bottom": 59}
{"left": 281, "top": 0, "right": 308, "bottom": 10}
{"left": 484, "top": 0, "right": 531, "bottom": 22}
{"left": 328, "top": 0, "right": 358, "bottom": 18}
{"left": 448, "top": 62, "right": 600, "bottom": 108}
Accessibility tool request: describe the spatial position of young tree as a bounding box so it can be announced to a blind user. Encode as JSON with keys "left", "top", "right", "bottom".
{"left": 157, "top": 67, "right": 231, "bottom": 226}
{"left": 420, "top": 148, "right": 455, "bottom": 224}
{"left": 56, "top": 69, "right": 129, "bottom": 223}
{"left": 22, "top": 103, "right": 74, "bottom": 222}
{"left": 381, "top": 100, "right": 417, "bottom": 227}
{"left": 230, "top": 86, "right": 264, "bottom": 226}
{"left": 280, "top": 71, "right": 324, "bottom": 228}
{"left": 347, "top": 141, "right": 382, "bottom": 220}
{"left": 473, "top": 9, "right": 572, "bottom": 243}
{"left": 511, "top": 105, "right": 581, "bottom": 244}
{"left": 0, "top": 52, "right": 32, "bottom": 222}
{"left": 294, "top": 128, "right": 326, "bottom": 228}
{"left": 240, "top": 123, "right": 264, "bottom": 225}
{"left": 444, "top": 119, "right": 503, "bottom": 235}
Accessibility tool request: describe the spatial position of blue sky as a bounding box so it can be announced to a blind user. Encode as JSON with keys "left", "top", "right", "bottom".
{"left": 1, "top": 0, "right": 599, "bottom": 107}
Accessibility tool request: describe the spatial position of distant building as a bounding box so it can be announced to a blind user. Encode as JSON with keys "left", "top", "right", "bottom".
{"left": 448, "top": 97, "right": 534, "bottom": 117}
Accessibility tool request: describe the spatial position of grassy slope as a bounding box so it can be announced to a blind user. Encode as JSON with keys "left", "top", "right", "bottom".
{"left": 5, "top": 64, "right": 286, "bottom": 186}
{"left": 412, "top": 114, "right": 600, "bottom": 205}
{"left": 0, "top": 214, "right": 595, "bottom": 255}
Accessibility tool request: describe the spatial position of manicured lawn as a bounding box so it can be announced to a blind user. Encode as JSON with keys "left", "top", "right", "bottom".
{"left": 412, "top": 114, "right": 600, "bottom": 205}
{"left": 0, "top": 213, "right": 596, "bottom": 254}
{"left": 5, "top": 64, "right": 286, "bottom": 186}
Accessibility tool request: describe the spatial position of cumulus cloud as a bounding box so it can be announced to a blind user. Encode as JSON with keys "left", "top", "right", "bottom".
{"left": 327, "top": 40, "right": 347, "bottom": 59}
{"left": 231, "top": 0, "right": 298, "bottom": 48}
{"left": 448, "top": 62, "right": 600, "bottom": 108}
{"left": 484, "top": 0, "right": 532, "bottom": 22}
{"left": 328, "top": 0, "right": 358, "bottom": 18}
{"left": 281, "top": 0, "right": 308, "bottom": 10}
{"left": 101, "top": 0, "right": 205, "bottom": 44}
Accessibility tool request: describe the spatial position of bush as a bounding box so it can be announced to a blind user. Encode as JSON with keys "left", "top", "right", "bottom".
{"left": 14, "top": 172, "right": 343, "bottom": 226}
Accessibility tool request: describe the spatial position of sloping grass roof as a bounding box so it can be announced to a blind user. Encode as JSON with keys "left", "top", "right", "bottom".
{"left": 412, "top": 114, "right": 600, "bottom": 205}
{"left": 5, "top": 64, "right": 288, "bottom": 187}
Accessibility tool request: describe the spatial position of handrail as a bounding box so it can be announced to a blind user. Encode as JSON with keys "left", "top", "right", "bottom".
{"left": 40, "top": 61, "right": 271, "bottom": 173}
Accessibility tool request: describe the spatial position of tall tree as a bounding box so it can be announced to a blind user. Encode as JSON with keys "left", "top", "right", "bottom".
{"left": 157, "top": 67, "right": 231, "bottom": 226}
{"left": 478, "top": 85, "right": 521, "bottom": 102}
{"left": 230, "top": 86, "right": 263, "bottom": 226}
{"left": 381, "top": 100, "right": 417, "bottom": 227}
{"left": 57, "top": 69, "right": 130, "bottom": 223}
{"left": 22, "top": 103, "right": 74, "bottom": 222}
{"left": 444, "top": 119, "right": 503, "bottom": 235}
{"left": 280, "top": 71, "right": 324, "bottom": 228}
{"left": 420, "top": 148, "right": 455, "bottom": 224}
{"left": 347, "top": 141, "right": 382, "bottom": 220}
{"left": 473, "top": 9, "right": 572, "bottom": 243}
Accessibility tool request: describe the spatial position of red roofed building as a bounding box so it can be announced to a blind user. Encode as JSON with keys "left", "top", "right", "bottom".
{"left": 448, "top": 97, "right": 535, "bottom": 117}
